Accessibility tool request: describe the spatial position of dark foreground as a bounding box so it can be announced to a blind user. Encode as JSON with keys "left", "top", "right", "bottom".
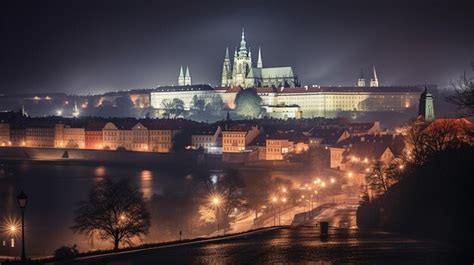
{"left": 60, "top": 226, "right": 463, "bottom": 265}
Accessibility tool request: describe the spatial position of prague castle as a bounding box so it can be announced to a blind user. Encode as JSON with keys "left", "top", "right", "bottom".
{"left": 221, "top": 29, "right": 298, "bottom": 88}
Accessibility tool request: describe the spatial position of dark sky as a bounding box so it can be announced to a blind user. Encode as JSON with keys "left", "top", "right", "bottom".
{"left": 1, "top": 0, "right": 473, "bottom": 95}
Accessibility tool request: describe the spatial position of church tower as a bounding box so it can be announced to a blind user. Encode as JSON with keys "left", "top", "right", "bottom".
{"left": 184, "top": 66, "right": 191, "bottom": 85}
{"left": 257, "top": 47, "right": 263, "bottom": 68}
{"left": 418, "top": 85, "right": 435, "bottom": 121}
{"left": 221, "top": 47, "right": 232, "bottom": 87}
{"left": 178, "top": 66, "right": 185, "bottom": 86}
{"left": 232, "top": 28, "right": 252, "bottom": 87}
{"left": 357, "top": 68, "right": 366, "bottom": 87}
{"left": 370, "top": 66, "right": 379, "bottom": 87}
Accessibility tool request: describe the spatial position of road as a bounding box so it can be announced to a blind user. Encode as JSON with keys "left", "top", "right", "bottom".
{"left": 61, "top": 204, "right": 461, "bottom": 265}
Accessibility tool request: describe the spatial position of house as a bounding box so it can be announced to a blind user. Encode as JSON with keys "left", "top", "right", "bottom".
{"left": 0, "top": 123, "right": 10, "bottom": 146}
{"left": 265, "top": 132, "right": 294, "bottom": 160}
{"left": 307, "top": 128, "right": 350, "bottom": 148}
{"left": 222, "top": 124, "right": 261, "bottom": 153}
{"left": 348, "top": 121, "right": 382, "bottom": 136}
{"left": 85, "top": 121, "right": 107, "bottom": 149}
{"left": 191, "top": 125, "right": 222, "bottom": 154}
{"left": 54, "top": 124, "right": 85, "bottom": 149}
{"left": 330, "top": 134, "right": 404, "bottom": 170}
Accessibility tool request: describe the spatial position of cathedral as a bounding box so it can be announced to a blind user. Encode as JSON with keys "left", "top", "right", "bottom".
{"left": 221, "top": 29, "right": 299, "bottom": 88}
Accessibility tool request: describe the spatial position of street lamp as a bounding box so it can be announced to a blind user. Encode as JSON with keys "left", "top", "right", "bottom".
{"left": 17, "top": 191, "right": 28, "bottom": 261}
{"left": 211, "top": 196, "right": 221, "bottom": 235}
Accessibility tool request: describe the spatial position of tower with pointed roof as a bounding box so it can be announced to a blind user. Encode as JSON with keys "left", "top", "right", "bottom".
{"left": 221, "top": 47, "right": 232, "bottom": 87}
{"left": 418, "top": 85, "right": 435, "bottom": 121}
{"left": 257, "top": 47, "right": 263, "bottom": 69}
{"left": 72, "top": 100, "right": 80, "bottom": 118}
{"left": 370, "top": 66, "right": 379, "bottom": 87}
{"left": 178, "top": 66, "right": 185, "bottom": 86}
{"left": 184, "top": 66, "right": 191, "bottom": 85}
{"left": 231, "top": 28, "right": 252, "bottom": 87}
{"left": 357, "top": 68, "right": 366, "bottom": 87}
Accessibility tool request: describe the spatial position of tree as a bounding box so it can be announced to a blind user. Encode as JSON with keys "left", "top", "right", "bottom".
{"left": 161, "top": 98, "right": 185, "bottom": 118}
{"left": 365, "top": 161, "right": 391, "bottom": 197}
{"left": 234, "top": 88, "right": 262, "bottom": 118}
{"left": 447, "top": 68, "right": 474, "bottom": 116}
{"left": 200, "top": 169, "right": 248, "bottom": 232}
{"left": 72, "top": 178, "right": 151, "bottom": 250}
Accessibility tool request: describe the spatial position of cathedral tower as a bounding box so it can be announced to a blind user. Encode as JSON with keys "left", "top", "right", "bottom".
{"left": 178, "top": 66, "right": 185, "bottom": 86}
{"left": 418, "top": 85, "right": 435, "bottom": 121}
{"left": 184, "top": 66, "right": 191, "bottom": 85}
{"left": 357, "top": 68, "right": 366, "bottom": 87}
{"left": 221, "top": 47, "right": 232, "bottom": 87}
{"left": 257, "top": 47, "right": 263, "bottom": 68}
{"left": 370, "top": 66, "right": 379, "bottom": 87}
{"left": 232, "top": 28, "right": 252, "bottom": 87}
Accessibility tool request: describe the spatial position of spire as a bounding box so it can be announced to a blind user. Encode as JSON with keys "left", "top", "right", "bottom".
{"left": 357, "top": 68, "right": 366, "bottom": 87}
{"left": 370, "top": 66, "right": 379, "bottom": 87}
{"left": 257, "top": 46, "right": 263, "bottom": 68}
{"left": 239, "top": 27, "right": 247, "bottom": 56}
{"left": 178, "top": 65, "right": 184, "bottom": 86}
{"left": 184, "top": 66, "right": 191, "bottom": 85}
{"left": 72, "top": 100, "right": 80, "bottom": 118}
{"left": 225, "top": 47, "right": 229, "bottom": 60}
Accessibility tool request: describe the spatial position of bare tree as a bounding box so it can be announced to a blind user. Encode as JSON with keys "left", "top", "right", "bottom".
{"left": 447, "top": 67, "right": 474, "bottom": 116}
{"left": 365, "top": 161, "right": 390, "bottom": 197}
{"left": 161, "top": 98, "right": 185, "bottom": 119}
{"left": 72, "top": 178, "right": 151, "bottom": 250}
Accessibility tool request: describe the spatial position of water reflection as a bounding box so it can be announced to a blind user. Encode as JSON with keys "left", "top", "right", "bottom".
{"left": 140, "top": 170, "right": 153, "bottom": 199}
{"left": 94, "top": 166, "right": 106, "bottom": 180}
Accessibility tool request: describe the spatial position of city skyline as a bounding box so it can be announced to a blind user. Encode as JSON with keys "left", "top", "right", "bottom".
{"left": 1, "top": 0, "right": 473, "bottom": 95}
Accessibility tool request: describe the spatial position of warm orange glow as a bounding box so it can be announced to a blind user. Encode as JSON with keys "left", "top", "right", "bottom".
{"left": 347, "top": 172, "right": 353, "bottom": 178}
{"left": 272, "top": 196, "right": 278, "bottom": 203}
{"left": 330, "top": 178, "right": 335, "bottom": 184}
{"left": 399, "top": 164, "right": 405, "bottom": 170}
{"left": 281, "top": 197, "right": 287, "bottom": 203}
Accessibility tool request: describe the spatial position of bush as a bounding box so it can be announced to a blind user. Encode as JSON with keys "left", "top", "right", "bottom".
{"left": 54, "top": 244, "right": 79, "bottom": 260}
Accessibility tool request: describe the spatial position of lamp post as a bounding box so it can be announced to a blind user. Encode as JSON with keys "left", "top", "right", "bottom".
{"left": 17, "top": 191, "right": 28, "bottom": 262}
{"left": 212, "top": 197, "right": 220, "bottom": 236}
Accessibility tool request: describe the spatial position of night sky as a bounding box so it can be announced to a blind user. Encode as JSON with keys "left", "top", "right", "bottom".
{"left": 1, "top": 0, "right": 473, "bottom": 95}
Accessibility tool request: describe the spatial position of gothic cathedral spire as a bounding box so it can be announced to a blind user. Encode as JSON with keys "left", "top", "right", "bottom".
{"left": 178, "top": 66, "right": 184, "bottom": 86}
{"left": 370, "top": 66, "right": 379, "bottom": 87}
{"left": 257, "top": 46, "right": 263, "bottom": 68}
{"left": 184, "top": 66, "right": 191, "bottom": 85}
{"left": 221, "top": 47, "right": 232, "bottom": 87}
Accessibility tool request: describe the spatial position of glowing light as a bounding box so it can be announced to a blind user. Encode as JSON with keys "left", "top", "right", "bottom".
{"left": 399, "top": 164, "right": 405, "bottom": 170}
{"left": 56, "top": 110, "right": 63, "bottom": 116}
{"left": 282, "top": 187, "right": 287, "bottom": 193}
{"left": 281, "top": 197, "right": 287, "bottom": 203}
{"left": 321, "top": 182, "right": 326, "bottom": 188}
{"left": 347, "top": 172, "right": 353, "bottom": 178}
{"left": 365, "top": 168, "right": 370, "bottom": 172}
{"left": 364, "top": 158, "right": 368, "bottom": 163}
{"left": 272, "top": 196, "right": 278, "bottom": 203}
{"left": 330, "top": 178, "right": 335, "bottom": 183}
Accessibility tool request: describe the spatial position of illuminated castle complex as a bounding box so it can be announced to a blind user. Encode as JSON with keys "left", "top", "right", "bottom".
{"left": 221, "top": 29, "right": 298, "bottom": 88}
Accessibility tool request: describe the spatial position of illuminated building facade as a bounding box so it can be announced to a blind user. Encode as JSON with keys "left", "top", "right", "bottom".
{"left": 0, "top": 123, "right": 11, "bottom": 146}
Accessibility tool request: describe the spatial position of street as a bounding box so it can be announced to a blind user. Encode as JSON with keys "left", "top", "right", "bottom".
{"left": 61, "top": 204, "right": 459, "bottom": 265}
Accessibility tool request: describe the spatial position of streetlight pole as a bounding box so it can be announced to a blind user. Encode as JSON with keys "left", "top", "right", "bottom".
{"left": 216, "top": 206, "right": 220, "bottom": 236}
{"left": 17, "top": 191, "right": 28, "bottom": 262}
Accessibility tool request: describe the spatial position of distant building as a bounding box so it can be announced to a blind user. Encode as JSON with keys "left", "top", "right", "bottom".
{"left": 418, "top": 86, "right": 435, "bottom": 121}
{"left": 178, "top": 66, "right": 192, "bottom": 86}
{"left": 25, "top": 125, "right": 55, "bottom": 148}
{"left": 54, "top": 124, "right": 85, "bottom": 149}
{"left": 221, "top": 29, "right": 298, "bottom": 88}
{"left": 150, "top": 85, "right": 218, "bottom": 115}
{"left": 0, "top": 123, "right": 11, "bottom": 146}
{"left": 191, "top": 125, "right": 222, "bottom": 154}
{"left": 85, "top": 121, "right": 106, "bottom": 149}
{"left": 222, "top": 124, "right": 261, "bottom": 153}
{"left": 262, "top": 105, "right": 302, "bottom": 120}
